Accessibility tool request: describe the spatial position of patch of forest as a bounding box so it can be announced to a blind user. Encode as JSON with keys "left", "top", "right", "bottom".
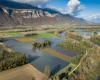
{"left": 0, "top": 46, "right": 27, "bottom": 72}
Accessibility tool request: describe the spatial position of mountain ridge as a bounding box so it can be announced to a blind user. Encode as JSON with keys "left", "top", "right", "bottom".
{"left": 0, "top": 0, "right": 87, "bottom": 27}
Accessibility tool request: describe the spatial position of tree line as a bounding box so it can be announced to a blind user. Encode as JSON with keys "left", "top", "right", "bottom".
{"left": 32, "top": 40, "right": 52, "bottom": 50}
{"left": 0, "top": 49, "right": 27, "bottom": 72}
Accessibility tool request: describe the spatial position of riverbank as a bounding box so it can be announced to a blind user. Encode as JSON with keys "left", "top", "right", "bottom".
{"left": 53, "top": 34, "right": 100, "bottom": 80}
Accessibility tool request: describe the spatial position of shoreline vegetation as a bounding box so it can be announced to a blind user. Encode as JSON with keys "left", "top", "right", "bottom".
{"left": 0, "top": 27, "right": 100, "bottom": 80}
{"left": 32, "top": 40, "right": 52, "bottom": 49}
{"left": 54, "top": 32, "right": 100, "bottom": 80}
{"left": 90, "top": 35, "right": 100, "bottom": 45}
{"left": 0, "top": 43, "right": 27, "bottom": 72}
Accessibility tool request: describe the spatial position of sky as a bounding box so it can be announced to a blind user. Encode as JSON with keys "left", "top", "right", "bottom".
{"left": 0, "top": 0, "right": 100, "bottom": 19}
{"left": 47, "top": 0, "right": 100, "bottom": 18}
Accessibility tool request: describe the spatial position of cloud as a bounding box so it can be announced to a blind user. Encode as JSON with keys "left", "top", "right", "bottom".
{"left": 11, "top": 0, "right": 50, "bottom": 7}
{"left": 47, "top": 5, "right": 66, "bottom": 14}
{"left": 85, "top": 14, "right": 100, "bottom": 23}
{"left": 66, "top": 0, "right": 85, "bottom": 16}
{"left": 85, "top": 14, "right": 100, "bottom": 20}
{"left": 47, "top": 0, "right": 85, "bottom": 16}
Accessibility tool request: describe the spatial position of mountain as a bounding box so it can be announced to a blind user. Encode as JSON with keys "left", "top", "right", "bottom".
{"left": 89, "top": 18, "right": 100, "bottom": 24}
{"left": 0, "top": 0, "right": 37, "bottom": 9}
{"left": 0, "top": 0, "right": 86, "bottom": 27}
{"left": 0, "top": 0, "right": 61, "bottom": 14}
{"left": 85, "top": 14, "right": 100, "bottom": 24}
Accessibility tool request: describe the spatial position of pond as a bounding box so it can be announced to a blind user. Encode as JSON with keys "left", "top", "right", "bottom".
{"left": 74, "top": 28, "right": 100, "bottom": 37}
{"left": 3, "top": 32, "right": 76, "bottom": 73}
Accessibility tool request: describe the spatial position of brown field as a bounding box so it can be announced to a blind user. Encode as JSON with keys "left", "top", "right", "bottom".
{"left": 0, "top": 64, "right": 47, "bottom": 80}
{"left": 16, "top": 38, "right": 34, "bottom": 43}
{"left": 42, "top": 48, "right": 72, "bottom": 62}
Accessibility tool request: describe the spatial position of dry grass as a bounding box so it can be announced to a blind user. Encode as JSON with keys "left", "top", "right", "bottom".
{"left": 16, "top": 38, "right": 34, "bottom": 43}
{"left": 42, "top": 48, "right": 72, "bottom": 62}
{"left": 0, "top": 64, "right": 47, "bottom": 80}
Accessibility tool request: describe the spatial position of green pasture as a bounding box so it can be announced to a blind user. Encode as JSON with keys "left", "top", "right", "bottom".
{"left": 4, "top": 31, "right": 22, "bottom": 37}
{"left": 34, "top": 33, "right": 56, "bottom": 39}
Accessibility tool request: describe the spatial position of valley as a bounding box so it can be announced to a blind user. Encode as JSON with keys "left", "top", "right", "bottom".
{"left": 0, "top": 1, "right": 100, "bottom": 80}
{"left": 0, "top": 26, "right": 100, "bottom": 80}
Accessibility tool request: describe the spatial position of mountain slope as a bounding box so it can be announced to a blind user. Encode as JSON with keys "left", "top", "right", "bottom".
{"left": 86, "top": 14, "right": 100, "bottom": 24}
{"left": 0, "top": 1, "right": 86, "bottom": 27}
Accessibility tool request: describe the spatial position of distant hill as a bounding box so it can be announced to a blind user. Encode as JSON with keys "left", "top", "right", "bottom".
{"left": 87, "top": 17, "right": 100, "bottom": 24}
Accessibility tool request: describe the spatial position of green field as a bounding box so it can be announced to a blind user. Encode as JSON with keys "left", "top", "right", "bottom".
{"left": 6, "top": 31, "right": 22, "bottom": 37}
{"left": 0, "top": 31, "right": 22, "bottom": 37}
{"left": 4, "top": 32, "right": 56, "bottom": 38}
{"left": 35, "top": 33, "right": 56, "bottom": 39}
{"left": 7, "top": 32, "right": 57, "bottom": 43}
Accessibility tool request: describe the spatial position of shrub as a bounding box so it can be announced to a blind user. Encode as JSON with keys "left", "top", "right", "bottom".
{"left": 67, "top": 32, "right": 83, "bottom": 41}
{"left": 0, "top": 51, "right": 27, "bottom": 71}
{"left": 90, "top": 36, "right": 100, "bottom": 45}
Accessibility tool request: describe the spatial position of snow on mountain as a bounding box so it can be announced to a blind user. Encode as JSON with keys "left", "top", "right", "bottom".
{"left": 85, "top": 14, "right": 100, "bottom": 23}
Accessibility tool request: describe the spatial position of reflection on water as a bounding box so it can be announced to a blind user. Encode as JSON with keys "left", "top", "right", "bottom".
{"left": 3, "top": 32, "right": 76, "bottom": 72}
{"left": 4, "top": 39, "right": 69, "bottom": 72}
{"left": 75, "top": 29, "right": 100, "bottom": 36}
{"left": 31, "top": 53, "right": 68, "bottom": 72}
{"left": 75, "top": 29, "right": 94, "bottom": 36}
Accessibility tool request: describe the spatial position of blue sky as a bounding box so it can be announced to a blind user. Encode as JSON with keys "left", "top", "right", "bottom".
{"left": 47, "top": 0, "right": 100, "bottom": 18}
{"left": 48, "top": 0, "right": 67, "bottom": 9}
{"left": 79, "top": 0, "right": 100, "bottom": 17}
